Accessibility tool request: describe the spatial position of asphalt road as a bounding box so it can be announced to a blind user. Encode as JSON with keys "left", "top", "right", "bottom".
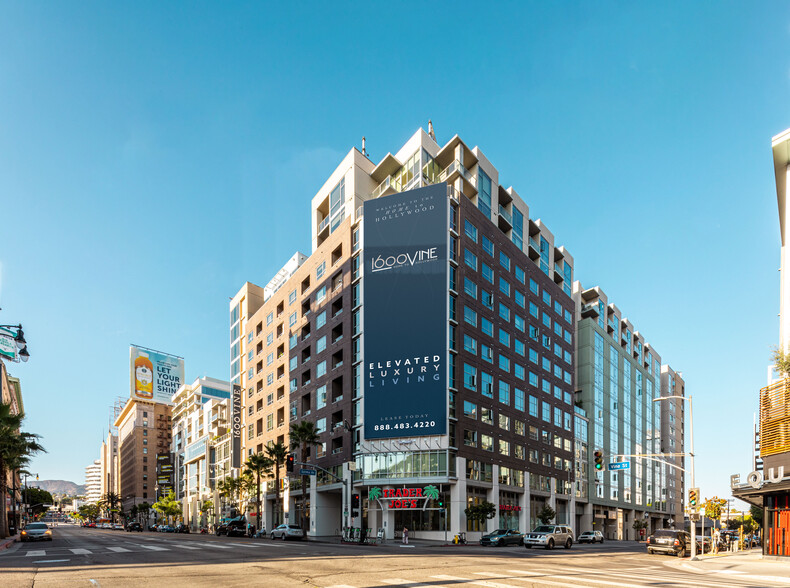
{"left": 0, "top": 525, "right": 782, "bottom": 588}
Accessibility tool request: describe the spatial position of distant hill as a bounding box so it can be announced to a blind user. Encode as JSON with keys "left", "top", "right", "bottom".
{"left": 36, "top": 480, "right": 86, "bottom": 496}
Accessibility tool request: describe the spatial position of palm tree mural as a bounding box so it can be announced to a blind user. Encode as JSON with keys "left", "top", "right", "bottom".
{"left": 423, "top": 485, "right": 439, "bottom": 501}
{"left": 368, "top": 487, "right": 382, "bottom": 501}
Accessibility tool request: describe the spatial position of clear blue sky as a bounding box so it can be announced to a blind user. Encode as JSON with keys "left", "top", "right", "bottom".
{"left": 1, "top": 2, "right": 788, "bottom": 506}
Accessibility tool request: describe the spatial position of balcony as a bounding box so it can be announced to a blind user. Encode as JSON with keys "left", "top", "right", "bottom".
{"left": 317, "top": 215, "right": 331, "bottom": 238}
{"left": 527, "top": 236, "right": 540, "bottom": 261}
{"left": 438, "top": 160, "right": 477, "bottom": 195}
{"left": 580, "top": 304, "right": 599, "bottom": 319}
{"left": 498, "top": 204, "right": 513, "bottom": 230}
{"left": 371, "top": 175, "right": 402, "bottom": 199}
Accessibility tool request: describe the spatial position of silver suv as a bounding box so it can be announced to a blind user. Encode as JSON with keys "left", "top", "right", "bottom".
{"left": 523, "top": 525, "right": 573, "bottom": 549}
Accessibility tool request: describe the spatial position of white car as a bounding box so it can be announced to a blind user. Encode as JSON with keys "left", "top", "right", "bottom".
{"left": 577, "top": 530, "right": 604, "bottom": 544}
{"left": 270, "top": 524, "right": 304, "bottom": 540}
{"left": 523, "top": 525, "right": 574, "bottom": 549}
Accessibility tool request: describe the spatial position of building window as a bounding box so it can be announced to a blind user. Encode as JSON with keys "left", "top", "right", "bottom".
{"left": 316, "top": 261, "right": 326, "bottom": 279}
{"left": 479, "top": 170, "right": 492, "bottom": 217}
{"left": 464, "top": 220, "right": 478, "bottom": 243}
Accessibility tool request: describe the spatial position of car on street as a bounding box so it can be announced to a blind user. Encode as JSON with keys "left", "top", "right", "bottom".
{"left": 646, "top": 529, "right": 691, "bottom": 557}
{"left": 524, "top": 525, "right": 573, "bottom": 549}
{"left": 270, "top": 524, "right": 304, "bottom": 540}
{"left": 216, "top": 517, "right": 247, "bottom": 537}
{"left": 577, "top": 531, "right": 604, "bottom": 544}
{"left": 21, "top": 522, "right": 52, "bottom": 542}
{"left": 126, "top": 522, "right": 143, "bottom": 532}
{"left": 112, "top": 523, "right": 124, "bottom": 530}
{"left": 158, "top": 525, "right": 175, "bottom": 533}
{"left": 480, "top": 529, "right": 524, "bottom": 546}
{"left": 174, "top": 523, "right": 190, "bottom": 533}
{"left": 523, "top": 525, "right": 574, "bottom": 550}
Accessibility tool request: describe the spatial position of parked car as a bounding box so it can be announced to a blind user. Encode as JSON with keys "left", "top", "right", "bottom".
{"left": 480, "top": 529, "right": 524, "bottom": 546}
{"left": 577, "top": 531, "right": 604, "bottom": 544}
{"left": 126, "top": 522, "right": 143, "bottom": 532}
{"left": 216, "top": 517, "right": 247, "bottom": 537}
{"left": 523, "top": 525, "right": 574, "bottom": 550}
{"left": 21, "top": 522, "right": 52, "bottom": 542}
{"left": 646, "top": 529, "right": 691, "bottom": 557}
{"left": 270, "top": 524, "right": 304, "bottom": 540}
{"left": 696, "top": 536, "right": 712, "bottom": 553}
{"left": 112, "top": 523, "right": 124, "bottom": 530}
{"left": 86, "top": 522, "right": 96, "bottom": 528}
{"left": 174, "top": 523, "right": 190, "bottom": 534}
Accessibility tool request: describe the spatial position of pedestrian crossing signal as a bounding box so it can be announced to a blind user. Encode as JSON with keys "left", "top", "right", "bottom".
{"left": 594, "top": 450, "right": 604, "bottom": 471}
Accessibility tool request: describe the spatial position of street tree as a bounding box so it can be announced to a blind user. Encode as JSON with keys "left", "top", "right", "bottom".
{"left": 537, "top": 505, "right": 557, "bottom": 525}
{"left": 152, "top": 490, "right": 182, "bottom": 524}
{"left": 0, "top": 403, "right": 45, "bottom": 538}
{"left": 244, "top": 452, "right": 273, "bottom": 532}
{"left": 265, "top": 441, "right": 288, "bottom": 527}
{"left": 98, "top": 492, "right": 122, "bottom": 523}
{"left": 464, "top": 500, "right": 497, "bottom": 529}
{"left": 24, "top": 487, "right": 54, "bottom": 518}
{"left": 290, "top": 421, "right": 320, "bottom": 534}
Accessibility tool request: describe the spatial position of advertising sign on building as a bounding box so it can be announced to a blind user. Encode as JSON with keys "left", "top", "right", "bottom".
{"left": 363, "top": 184, "right": 448, "bottom": 439}
{"left": 231, "top": 384, "right": 242, "bottom": 469}
{"left": 129, "top": 346, "right": 184, "bottom": 405}
{"left": 156, "top": 453, "right": 174, "bottom": 497}
{"left": 0, "top": 328, "right": 16, "bottom": 361}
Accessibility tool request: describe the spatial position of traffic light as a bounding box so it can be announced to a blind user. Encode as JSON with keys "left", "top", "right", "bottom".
{"left": 351, "top": 494, "right": 360, "bottom": 509}
{"left": 689, "top": 488, "right": 699, "bottom": 508}
{"left": 594, "top": 449, "right": 604, "bottom": 471}
{"left": 286, "top": 454, "right": 295, "bottom": 473}
{"left": 438, "top": 498, "right": 445, "bottom": 513}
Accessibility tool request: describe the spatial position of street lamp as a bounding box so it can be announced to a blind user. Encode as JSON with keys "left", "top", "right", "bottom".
{"left": 22, "top": 472, "right": 39, "bottom": 526}
{"left": 654, "top": 394, "right": 696, "bottom": 560}
{"left": 0, "top": 323, "right": 30, "bottom": 362}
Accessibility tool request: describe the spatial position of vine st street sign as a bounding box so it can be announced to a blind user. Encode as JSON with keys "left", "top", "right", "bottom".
{"left": 609, "top": 462, "right": 630, "bottom": 471}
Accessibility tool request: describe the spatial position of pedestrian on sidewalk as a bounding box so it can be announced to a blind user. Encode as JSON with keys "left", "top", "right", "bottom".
{"left": 712, "top": 528, "right": 720, "bottom": 555}
{"left": 402, "top": 527, "right": 409, "bottom": 545}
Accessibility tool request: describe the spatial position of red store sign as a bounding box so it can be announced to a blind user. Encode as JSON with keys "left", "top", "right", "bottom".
{"left": 499, "top": 505, "right": 522, "bottom": 512}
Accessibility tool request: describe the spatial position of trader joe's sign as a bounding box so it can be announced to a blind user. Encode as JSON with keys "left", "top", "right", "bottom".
{"left": 368, "top": 485, "right": 439, "bottom": 509}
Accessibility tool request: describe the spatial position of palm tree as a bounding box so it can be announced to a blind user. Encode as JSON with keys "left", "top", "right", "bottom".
{"left": 6, "top": 453, "right": 30, "bottom": 533}
{"left": 244, "top": 453, "right": 273, "bottom": 533}
{"left": 137, "top": 501, "right": 151, "bottom": 527}
{"left": 99, "top": 492, "right": 121, "bottom": 523}
{"left": 0, "top": 404, "right": 45, "bottom": 538}
{"left": 289, "top": 420, "right": 321, "bottom": 535}
{"left": 265, "top": 441, "right": 288, "bottom": 527}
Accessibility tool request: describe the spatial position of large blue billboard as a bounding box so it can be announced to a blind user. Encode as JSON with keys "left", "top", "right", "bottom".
{"left": 363, "top": 183, "right": 448, "bottom": 439}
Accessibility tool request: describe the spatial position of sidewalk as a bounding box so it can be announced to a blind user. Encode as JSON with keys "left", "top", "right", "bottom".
{"left": 667, "top": 548, "right": 790, "bottom": 585}
{"left": 0, "top": 534, "right": 18, "bottom": 551}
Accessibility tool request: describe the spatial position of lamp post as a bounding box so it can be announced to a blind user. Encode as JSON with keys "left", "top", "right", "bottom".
{"left": 22, "top": 473, "right": 39, "bottom": 526}
{"left": 653, "top": 394, "right": 695, "bottom": 560}
{"left": 0, "top": 323, "right": 30, "bottom": 363}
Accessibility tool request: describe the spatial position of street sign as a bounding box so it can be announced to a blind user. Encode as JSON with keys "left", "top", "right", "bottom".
{"left": 608, "top": 462, "right": 630, "bottom": 471}
{"left": 299, "top": 468, "right": 317, "bottom": 475}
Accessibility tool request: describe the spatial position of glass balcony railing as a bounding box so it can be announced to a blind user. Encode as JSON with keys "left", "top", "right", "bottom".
{"left": 371, "top": 175, "right": 403, "bottom": 199}
{"left": 318, "top": 216, "right": 330, "bottom": 232}
{"left": 438, "top": 159, "right": 476, "bottom": 187}
{"left": 498, "top": 205, "right": 512, "bottom": 224}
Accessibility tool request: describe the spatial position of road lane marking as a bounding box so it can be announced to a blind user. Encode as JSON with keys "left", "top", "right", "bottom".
{"left": 170, "top": 544, "right": 201, "bottom": 550}
{"left": 431, "top": 575, "right": 524, "bottom": 588}
{"left": 138, "top": 545, "right": 169, "bottom": 551}
{"left": 70, "top": 549, "right": 92, "bottom": 555}
{"left": 33, "top": 559, "right": 69, "bottom": 563}
{"left": 26, "top": 550, "right": 46, "bottom": 557}
{"left": 194, "top": 542, "right": 232, "bottom": 549}
{"left": 107, "top": 547, "right": 130, "bottom": 553}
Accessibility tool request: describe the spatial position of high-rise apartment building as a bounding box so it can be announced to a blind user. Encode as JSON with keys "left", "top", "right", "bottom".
{"left": 235, "top": 128, "right": 587, "bottom": 539}
{"left": 573, "top": 284, "right": 684, "bottom": 539}
{"left": 733, "top": 127, "right": 790, "bottom": 558}
{"left": 115, "top": 398, "right": 172, "bottom": 511}
{"left": 84, "top": 459, "right": 102, "bottom": 504}
{"left": 170, "top": 377, "right": 232, "bottom": 527}
{"left": 100, "top": 432, "right": 119, "bottom": 498}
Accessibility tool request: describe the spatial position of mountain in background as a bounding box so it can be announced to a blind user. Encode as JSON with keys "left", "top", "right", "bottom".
{"left": 35, "top": 480, "right": 86, "bottom": 496}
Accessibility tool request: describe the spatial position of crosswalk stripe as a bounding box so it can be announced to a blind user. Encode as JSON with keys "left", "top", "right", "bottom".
{"left": 25, "top": 550, "right": 46, "bottom": 557}
{"left": 70, "top": 548, "right": 92, "bottom": 555}
{"left": 194, "top": 542, "right": 232, "bottom": 549}
{"left": 170, "top": 544, "right": 201, "bottom": 550}
{"left": 381, "top": 579, "right": 436, "bottom": 587}
{"left": 431, "top": 575, "right": 524, "bottom": 588}
{"left": 138, "top": 545, "right": 169, "bottom": 551}
{"left": 107, "top": 547, "right": 130, "bottom": 553}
